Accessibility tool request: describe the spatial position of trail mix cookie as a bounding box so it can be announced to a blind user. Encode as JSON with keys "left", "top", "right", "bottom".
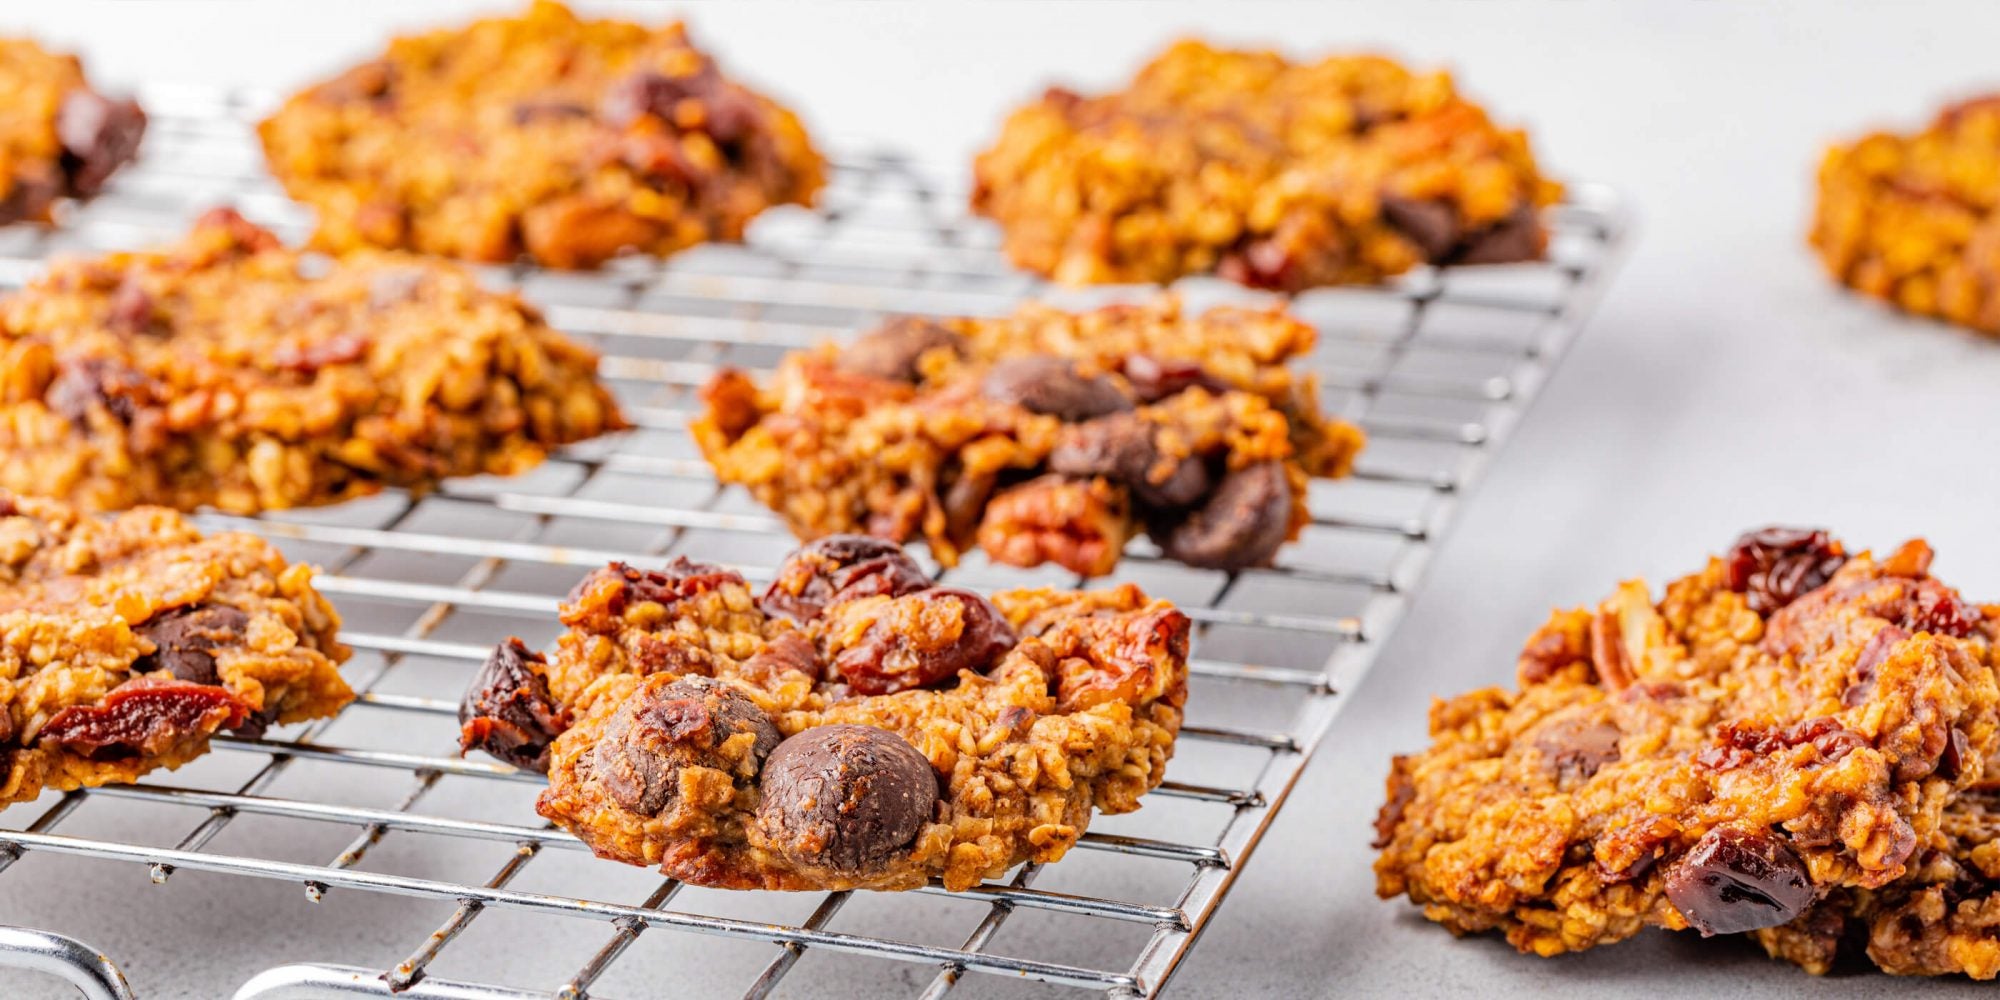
{"left": 259, "top": 0, "right": 824, "bottom": 269}
{"left": 460, "top": 538, "right": 1190, "bottom": 891}
{"left": 0, "top": 38, "right": 145, "bottom": 226}
{"left": 0, "top": 493, "right": 352, "bottom": 806}
{"left": 1373, "top": 528, "right": 1998, "bottom": 970}
{"left": 0, "top": 208, "right": 625, "bottom": 513}
{"left": 691, "top": 297, "right": 1364, "bottom": 576}
{"left": 1757, "top": 787, "right": 1999, "bottom": 979}
{"left": 971, "top": 40, "right": 1560, "bottom": 291}
{"left": 1813, "top": 95, "right": 2000, "bottom": 336}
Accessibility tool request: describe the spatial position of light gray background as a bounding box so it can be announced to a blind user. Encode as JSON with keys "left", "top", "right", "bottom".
{"left": 8, "top": 2, "right": 2000, "bottom": 997}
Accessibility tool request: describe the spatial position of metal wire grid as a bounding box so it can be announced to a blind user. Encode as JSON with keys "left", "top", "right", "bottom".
{"left": 0, "top": 84, "right": 1627, "bottom": 1000}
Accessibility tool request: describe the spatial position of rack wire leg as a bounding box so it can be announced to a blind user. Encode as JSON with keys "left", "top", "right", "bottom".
{"left": 0, "top": 926, "right": 138, "bottom": 1000}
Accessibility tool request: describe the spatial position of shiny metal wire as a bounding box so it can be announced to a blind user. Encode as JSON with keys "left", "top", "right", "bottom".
{"left": 0, "top": 83, "right": 1628, "bottom": 999}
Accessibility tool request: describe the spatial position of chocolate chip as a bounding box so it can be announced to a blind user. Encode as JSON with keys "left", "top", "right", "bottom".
{"left": 827, "top": 587, "right": 1016, "bottom": 696}
{"left": 1454, "top": 205, "right": 1543, "bottom": 266}
{"left": 0, "top": 170, "right": 59, "bottom": 226}
{"left": 56, "top": 90, "right": 146, "bottom": 199}
{"left": 981, "top": 357, "right": 1133, "bottom": 422}
{"left": 835, "top": 318, "right": 965, "bottom": 383}
{"left": 1664, "top": 828, "right": 1816, "bottom": 936}
{"left": 1050, "top": 412, "right": 1211, "bottom": 509}
{"left": 1533, "top": 716, "right": 1622, "bottom": 785}
{"left": 1156, "top": 461, "right": 1293, "bottom": 570}
{"left": 589, "top": 676, "right": 778, "bottom": 816}
{"left": 758, "top": 535, "right": 931, "bottom": 624}
{"left": 756, "top": 724, "right": 938, "bottom": 873}
{"left": 458, "top": 638, "right": 569, "bottom": 773}
{"left": 1725, "top": 528, "right": 1848, "bottom": 615}
{"left": 132, "top": 604, "right": 250, "bottom": 687}
{"left": 1380, "top": 194, "right": 1460, "bottom": 262}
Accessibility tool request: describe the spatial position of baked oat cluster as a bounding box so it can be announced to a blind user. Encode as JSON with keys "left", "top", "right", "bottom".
{"left": 0, "top": 493, "right": 352, "bottom": 807}
{"left": 1814, "top": 95, "right": 2000, "bottom": 336}
{"left": 0, "top": 208, "right": 625, "bottom": 513}
{"left": 691, "top": 298, "right": 1364, "bottom": 576}
{"left": 1373, "top": 528, "right": 2000, "bottom": 979}
{"left": 459, "top": 536, "right": 1190, "bottom": 891}
{"left": 259, "top": 0, "right": 825, "bottom": 269}
{"left": 0, "top": 37, "right": 145, "bottom": 225}
{"left": 971, "top": 40, "right": 1561, "bottom": 291}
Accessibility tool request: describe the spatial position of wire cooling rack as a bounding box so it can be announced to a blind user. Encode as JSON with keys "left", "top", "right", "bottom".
{"left": 0, "top": 85, "right": 1627, "bottom": 1000}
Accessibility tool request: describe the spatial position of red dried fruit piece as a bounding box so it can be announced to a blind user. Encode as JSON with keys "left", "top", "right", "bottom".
{"left": 1724, "top": 527, "right": 1848, "bottom": 615}
{"left": 758, "top": 535, "right": 930, "bottom": 624}
{"left": 1121, "top": 354, "right": 1229, "bottom": 402}
{"left": 1696, "top": 716, "right": 1869, "bottom": 772}
{"left": 1663, "top": 827, "right": 1815, "bottom": 936}
{"left": 38, "top": 676, "right": 249, "bottom": 760}
{"left": 827, "top": 587, "right": 1017, "bottom": 696}
{"left": 566, "top": 558, "right": 746, "bottom": 623}
{"left": 459, "top": 638, "right": 570, "bottom": 773}
{"left": 1901, "top": 578, "right": 1982, "bottom": 638}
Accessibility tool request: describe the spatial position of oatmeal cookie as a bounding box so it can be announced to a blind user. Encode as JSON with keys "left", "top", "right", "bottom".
{"left": 460, "top": 537, "right": 1189, "bottom": 891}
{"left": 1813, "top": 95, "right": 2000, "bottom": 335}
{"left": 259, "top": 0, "right": 824, "bottom": 269}
{"left": 0, "top": 207, "right": 625, "bottom": 513}
{"left": 971, "top": 40, "right": 1561, "bottom": 291}
{"left": 1373, "top": 528, "right": 1999, "bottom": 963}
{"left": 0, "top": 493, "right": 351, "bottom": 806}
{"left": 0, "top": 38, "right": 144, "bottom": 226}
{"left": 1756, "top": 788, "right": 2000, "bottom": 979}
{"left": 690, "top": 297, "right": 1364, "bottom": 576}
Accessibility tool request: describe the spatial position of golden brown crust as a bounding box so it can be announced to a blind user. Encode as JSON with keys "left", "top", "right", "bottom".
{"left": 0, "top": 493, "right": 351, "bottom": 806}
{"left": 258, "top": 1, "right": 825, "bottom": 269}
{"left": 1374, "top": 532, "right": 1999, "bottom": 965}
{"left": 0, "top": 208, "right": 625, "bottom": 513}
{"left": 1756, "top": 790, "right": 2000, "bottom": 979}
{"left": 0, "top": 37, "right": 145, "bottom": 225}
{"left": 690, "top": 297, "right": 1364, "bottom": 576}
{"left": 469, "top": 549, "right": 1189, "bottom": 891}
{"left": 1813, "top": 95, "right": 2000, "bottom": 335}
{"left": 971, "top": 40, "right": 1560, "bottom": 290}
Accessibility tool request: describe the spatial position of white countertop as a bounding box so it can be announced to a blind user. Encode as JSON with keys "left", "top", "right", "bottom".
{"left": 6, "top": 3, "right": 2000, "bottom": 997}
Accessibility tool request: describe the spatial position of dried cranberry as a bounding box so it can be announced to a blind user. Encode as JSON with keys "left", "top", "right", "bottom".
{"left": 569, "top": 559, "right": 745, "bottom": 619}
{"left": 458, "top": 638, "right": 569, "bottom": 773}
{"left": 1121, "top": 354, "right": 1230, "bottom": 402}
{"left": 758, "top": 536, "right": 931, "bottom": 624}
{"left": 38, "top": 677, "right": 249, "bottom": 760}
{"left": 1697, "top": 717, "right": 1869, "bottom": 771}
{"left": 1725, "top": 528, "right": 1848, "bottom": 615}
{"left": 826, "top": 588, "right": 1016, "bottom": 696}
{"left": 1664, "top": 828, "right": 1815, "bottom": 936}
{"left": 1901, "top": 579, "right": 1982, "bottom": 638}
